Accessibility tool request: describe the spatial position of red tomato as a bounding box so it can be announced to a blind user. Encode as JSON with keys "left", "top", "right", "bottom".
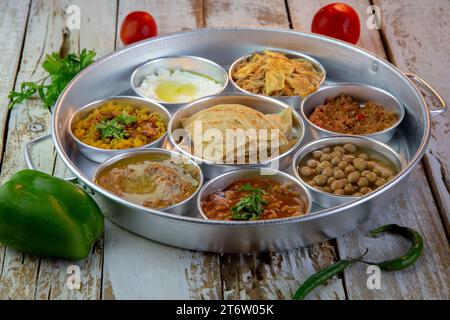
{"left": 311, "top": 3, "right": 360, "bottom": 44}
{"left": 120, "top": 11, "right": 158, "bottom": 45}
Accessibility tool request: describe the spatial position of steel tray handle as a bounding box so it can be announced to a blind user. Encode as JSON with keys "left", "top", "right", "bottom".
{"left": 405, "top": 73, "right": 447, "bottom": 116}
{"left": 24, "top": 133, "right": 78, "bottom": 183}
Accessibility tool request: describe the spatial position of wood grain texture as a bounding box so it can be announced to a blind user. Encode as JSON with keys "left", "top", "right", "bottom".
{"left": 35, "top": 0, "right": 117, "bottom": 300}
{"left": 221, "top": 243, "right": 345, "bottom": 300}
{"left": 0, "top": 0, "right": 117, "bottom": 300}
{"left": 0, "top": 0, "right": 30, "bottom": 295}
{"left": 204, "top": 0, "right": 289, "bottom": 28}
{"left": 289, "top": 0, "right": 450, "bottom": 299}
{"left": 0, "top": 0, "right": 30, "bottom": 163}
{"left": 338, "top": 167, "right": 449, "bottom": 299}
{"left": 204, "top": 0, "right": 345, "bottom": 300}
{"left": 104, "top": 221, "right": 222, "bottom": 299}
{"left": 373, "top": 0, "right": 450, "bottom": 237}
{"left": 101, "top": 0, "right": 222, "bottom": 300}
{"left": 287, "top": 0, "right": 386, "bottom": 58}
{"left": 116, "top": 0, "right": 203, "bottom": 49}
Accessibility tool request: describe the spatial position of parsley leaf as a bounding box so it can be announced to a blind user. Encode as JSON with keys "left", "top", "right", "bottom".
{"left": 8, "top": 49, "right": 96, "bottom": 110}
{"left": 231, "top": 184, "right": 268, "bottom": 221}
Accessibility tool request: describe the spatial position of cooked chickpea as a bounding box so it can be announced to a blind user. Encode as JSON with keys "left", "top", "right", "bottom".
{"left": 327, "top": 176, "right": 336, "bottom": 186}
{"left": 330, "top": 151, "right": 342, "bottom": 159}
{"left": 330, "top": 180, "right": 345, "bottom": 191}
{"left": 366, "top": 172, "right": 378, "bottom": 183}
{"left": 334, "top": 189, "right": 345, "bottom": 195}
{"left": 361, "top": 170, "right": 371, "bottom": 177}
{"left": 333, "top": 146, "right": 346, "bottom": 153}
{"left": 322, "top": 167, "right": 334, "bottom": 177}
{"left": 373, "top": 167, "right": 383, "bottom": 176}
{"left": 342, "top": 155, "right": 354, "bottom": 162}
{"left": 381, "top": 169, "right": 393, "bottom": 179}
{"left": 343, "top": 143, "right": 357, "bottom": 153}
{"left": 309, "top": 180, "right": 316, "bottom": 186}
{"left": 320, "top": 153, "right": 332, "bottom": 162}
{"left": 367, "top": 161, "right": 378, "bottom": 170}
{"left": 359, "top": 187, "right": 371, "bottom": 195}
{"left": 357, "top": 177, "right": 369, "bottom": 188}
{"left": 323, "top": 186, "right": 331, "bottom": 193}
{"left": 318, "top": 161, "right": 331, "bottom": 169}
{"left": 338, "top": 160, "right": 348, "bottom": 169}
{"left": 312, "top": 150, "right": 323, "bottom": 159}
{"left": 313, "top": 175, "right": 327, "bottom": 186}
{"left": 321, "top": 147, "right": 331, "bottom": 154}
{"left": 331, "top": 157, "right": 341, "bottom": 166}
{"left": 344, "top": 165, "right": 356, "bottom": 174}
{"left": 358, "top": 153, "right": 369, "bottom": 160}
{"left": 354, "top": 192, "right": 363, "bottom": 196}
{"left": 375, "top": 177, "right": 387, "bottom": 187}
{"left": 314, "top": 167, "right": 322, "bottom": 175}
{"left": 344, "top": 184, "right": 355, "bottom": 195}
{"left": 353, "top": 158, "right": 367, "bottom": 171}
{"left": 333, "top": 168, "right": 346, "bottom": 179}
{"left": 306, "top": 159, "right": 318, "bottom": 168}
{"left": 299, "top": 166, "right": 313, "bottom": 177}
{"left": 347, "top": 171, "right": 360, "bottom": 183}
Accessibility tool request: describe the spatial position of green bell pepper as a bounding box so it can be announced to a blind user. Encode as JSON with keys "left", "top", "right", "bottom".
{"left": 0, "top": 169, "right": 104, "bottom": 260}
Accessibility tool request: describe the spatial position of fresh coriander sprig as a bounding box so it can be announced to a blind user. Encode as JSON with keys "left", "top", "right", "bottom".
{"left": 96, "top": 111, "right": 137, "bottom": 140}
{"left": 231, "top": 183, "right": 268, "bottom": 220}
{"left": 8, "top": 49, "right": 96, "bottom": 110}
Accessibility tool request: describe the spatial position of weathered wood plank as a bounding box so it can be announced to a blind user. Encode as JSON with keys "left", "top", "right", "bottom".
{"left": 37, "top": 0, "right": 118, "bottom": 300}
{"left": 221, "top": 242, "right": 345, "bottom": 300}
{"left": 287, "top": 0, "right": 386, "bottom": 58}
{"left": 287, "top": 0, "right": 449, "bottom": 299}
{"left": 104, "top": 221, "right": 222, "bottom": 299}
{"left": 102, "top": 0, "right": 223, "bottom": 300}
{"left": 0, "top": 0, "right": 30, "bottom": 163}
{"left": 0, "top": 0, "right": 63, "bottom": 299}
{"left": 204, "top": 0, "right": 345, "bottom": 300}
{"left": 337, "top": 167, "right": 450, "bottom": 299}
{"left": 373, "top": 0, "right": 450, "bottom": 237}
{"left": 0, "top": 0, "right": 30, "bottom": 293}
{"left": 205, "top": 0, "right": 289, "bottom": 28}
{"left": 116, "top": 0, "right": 203, "bottom": 49}
{"left": 0, "top": 0, "right": 115, "bottom": 300}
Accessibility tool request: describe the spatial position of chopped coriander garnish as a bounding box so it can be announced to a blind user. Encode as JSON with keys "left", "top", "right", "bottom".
{"left": 96, "top": 111, "right": 136, "bottom": 140}
{"left": 231, "top": 183, "right": 268, "bottom": 221}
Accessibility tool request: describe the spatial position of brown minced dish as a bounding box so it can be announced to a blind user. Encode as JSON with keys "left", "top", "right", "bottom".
{"left": 308, "top": 95, "right": 398, "bottom": 135}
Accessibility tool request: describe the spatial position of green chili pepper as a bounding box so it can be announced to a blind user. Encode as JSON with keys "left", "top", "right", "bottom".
{"left": 363, "top": 224, "right": 424, "bottom": 271}
{"left": 0, "top": 169, "right": 104, "bottom": 260}
{"left": 294, "top": 250, "right": 368, "bottom": 300}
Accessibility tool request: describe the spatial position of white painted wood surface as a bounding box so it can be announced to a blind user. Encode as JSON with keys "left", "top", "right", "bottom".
{"left": 0, "top": 0, "right": 117, "bottom": 300}
{"left": 0, "top": 0, "right": 448, "bottom": 300}
{"left": 287, "top": 0, "right": 450, "bottom": 299}
{"left": 373, "top": 0, "right": 450, "bottom": 237}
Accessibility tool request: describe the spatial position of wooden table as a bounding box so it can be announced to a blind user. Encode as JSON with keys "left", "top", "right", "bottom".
{"left": 0, "top": 0, "right": 448, "bottom": 300}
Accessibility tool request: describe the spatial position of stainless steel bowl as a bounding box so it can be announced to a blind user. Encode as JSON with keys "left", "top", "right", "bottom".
{"left": 301, "top": 83, "right": 405, "bottom": 143}
{"left": 292, "top": 136, "right": 404, "bottom": 208}
{"left": 92, "top": 148, "right": 203, "bottom": 215}
{"left": 130, "top": 55, "right": 229, "bottom": 110}
{"left": 167, "top": 93, "right": 306, "bottom": 179}
{"left": 197, "top": 168, "right": 312, "bottom": 221}
{"left": 68, "top": 96, "right": 171, "bottom": 163}
{"left": 228, "top": 49, "right": 326, "bottom": 109}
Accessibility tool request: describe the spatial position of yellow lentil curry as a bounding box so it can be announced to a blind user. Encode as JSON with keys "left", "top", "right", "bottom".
{"left": 73, "top": 102, "right": 166, "bottom": 149}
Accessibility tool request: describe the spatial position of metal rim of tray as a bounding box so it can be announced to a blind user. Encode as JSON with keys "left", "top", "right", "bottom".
{"left": 51, "top": 27, "right": 431, "bottom": 227}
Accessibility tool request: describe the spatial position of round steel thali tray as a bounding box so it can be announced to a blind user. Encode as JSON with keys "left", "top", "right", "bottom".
{"left": 26, "top": 28, "right": 446, "bottom": 253}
